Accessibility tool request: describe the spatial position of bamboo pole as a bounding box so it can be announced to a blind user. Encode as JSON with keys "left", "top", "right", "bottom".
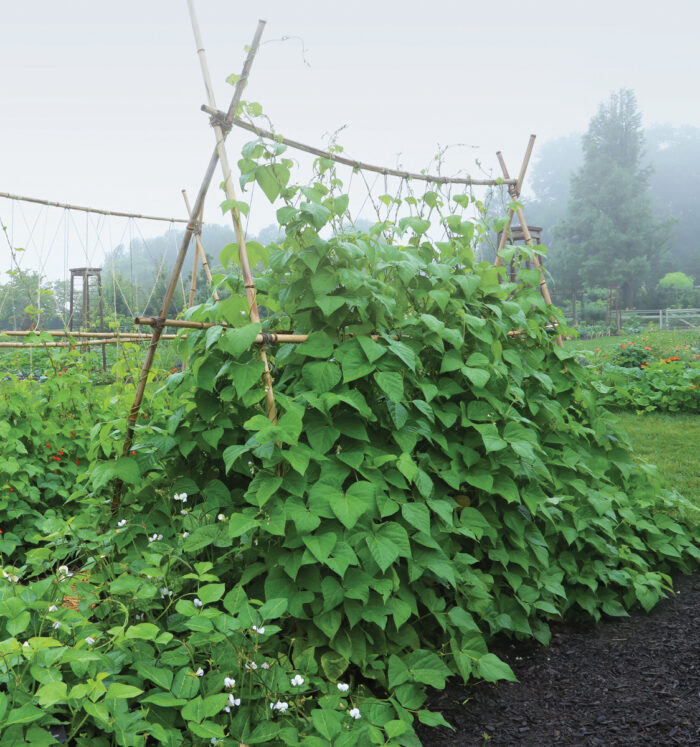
{"left": 0, "top": 338, "right": 144, "bottom": 349}
{"left": 493, "top": 135, "right": 536, "bottom": 267}
{"left": 495, "top": 152, "right": 563, "bottom": 347}
{"left": 115, "top": 20, "right": 267, "bottom": 512}
{"left": 0, "top": 191, "right": 188, "bottom": 223}
{"left": 187, "top": 2, "right": 277, "bottom": 424}
{"left": 134, "top": 316, "right": 557, "bottom": 340}
{"left": 0, "top": 329, "right": 177, "bottom": 339}
{"left": 201, "top": 106, "right": 519, "bottom": 188}
{"left": 182, "top": 189, "right": 218, "bottom": 304}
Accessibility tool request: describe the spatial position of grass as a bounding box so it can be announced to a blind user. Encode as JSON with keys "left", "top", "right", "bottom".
{"left": 615, "top": 411, "right": 700, "bottom": 509}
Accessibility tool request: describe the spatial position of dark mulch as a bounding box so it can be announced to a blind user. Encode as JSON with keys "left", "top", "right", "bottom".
{"left": 416, "top": 573, "right": 700, "bottom": 746}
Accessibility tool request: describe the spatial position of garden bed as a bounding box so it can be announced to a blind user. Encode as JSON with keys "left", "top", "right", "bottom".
{"left": 417, "top": 572, "right": 700, "bottom": 746}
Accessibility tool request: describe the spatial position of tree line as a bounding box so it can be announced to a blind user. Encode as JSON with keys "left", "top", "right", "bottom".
{"left": 523, "top": 89, "right": 700, "bottom": 313}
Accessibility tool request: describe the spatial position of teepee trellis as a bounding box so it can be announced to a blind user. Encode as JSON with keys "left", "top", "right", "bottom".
{"left": 121, "top": 9, "right": 553, "bottom": 506}
{"left": 113, "top": 19, "right": 268, "bottom": 509}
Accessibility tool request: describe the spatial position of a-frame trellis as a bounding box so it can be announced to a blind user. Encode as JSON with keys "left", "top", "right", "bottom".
{"left": 117, "top": 7, "right": 555, "bottom": 507}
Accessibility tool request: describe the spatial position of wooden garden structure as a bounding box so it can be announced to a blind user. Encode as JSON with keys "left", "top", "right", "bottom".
{"left": 114, "top": 3, "right": 557, "bottom": 509}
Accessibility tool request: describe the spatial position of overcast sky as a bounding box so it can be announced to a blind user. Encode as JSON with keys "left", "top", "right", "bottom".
{"left": 2, "top": 0, "right": 699, "bottom": 278}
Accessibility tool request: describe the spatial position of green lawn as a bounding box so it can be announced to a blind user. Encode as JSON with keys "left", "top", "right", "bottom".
{"left": 615, "top": 411, "right": 700, "bottom": 510}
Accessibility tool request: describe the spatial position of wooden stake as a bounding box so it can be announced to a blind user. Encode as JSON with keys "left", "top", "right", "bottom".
{"left": 134, "top": 316, "right": 557, "bottom": 340}
{"left": 495, "top": 150, "right": 563, "bottom": 347}
{"left": 201, "top": 107, "right": 519, "bottom": 188}
{"left": 182, "top": 189, "right": 218, "bottom": 304}
{"left": 187, "top": 2, "right": 277, "bottom": 423}
{"left": 114, "top": 20, "right": 267, "bottom": 511}
{"left": 494, "top": 135, "right": 536, "bottom": 267}
{"left": 0, "top": 190, "right": 187, "bottom": 223}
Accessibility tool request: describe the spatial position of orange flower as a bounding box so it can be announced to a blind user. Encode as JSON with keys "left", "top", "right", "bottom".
{"left": 621, "top": 344, "right": 627, "bottom": 348}
{"left": 644, "top": 346, "right": 651, "bottom": 351}
{"left": 594, "top": 348, "right": 601, "bottom": 352}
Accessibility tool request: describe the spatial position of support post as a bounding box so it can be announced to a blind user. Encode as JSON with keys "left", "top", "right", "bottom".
{"left": 494, "top": 136, "right": 536, "bottom": 267}
{"left": 98, "top": 272, "right": 107, "bottom": 370}
{"left": 114, "top": 20, "right": 267, "bottom": 511}
{"left": 182, "top": 188, "right": 219, "bottom": 304}
{"left": 495, "top": 149, "right": 563, "bottom": 347}
{"left": 187, "top": 1, "right": 277, "bottom": 424}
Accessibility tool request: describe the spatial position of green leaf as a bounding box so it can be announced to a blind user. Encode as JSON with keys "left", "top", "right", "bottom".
{"left": 330, "top": 482, "right": 375, "bottom": 529}
{"left": 198, "top": 583, "right": 226, "bottom": 604}
{"left": 374, "top": 371, "right": 404, "bottom": 402}
{"left": 366, "top": 533, "right": 400, "bottom": 573}
{"left": 125, "top": 623, "right": 160, "bottom": 640}
{"left": 417, "top": 710, "right": 453, "bottom": 729}
{"left": 4, "top": 705, "right": 44, "bottom": 726}
{"left": 255, "top": 164, "right": 290, "bottom": 202}
{"left": 462, "top": 366, "right": 490, "bottom": 388}
{"left": 36, "top": 681, "right": 67, "bottom": 707}
{"left": 302, "top": 360, "right": 341, "bottom": 393}
{"left": 477, "top": 653, "right": 517, "bottom": 682}
{"left": 297, "top": 331, "right": 335, "bottom": 358}
{"left": 259, "top": 597, "right": 288, "bottom": 620}
{"left": 401, "top": 502, "right": 431, "bottom": 534}
{"left": 6, "top": 610, "right": 30, "bottom": 635}
{"left": 113, "top": 456, "right": 141, "bottom": 484}
{"left": 136, "top": 663, "right": 174, "bottom": 691}
{"left": 218, "top": 323, "right": 262, "bottom": 357}
{"left": 105, "top": 683, "right": 144, "bottom": 699}
{"left": 303, "top": 532, "right": 337, "bottom": 564}
{"left": 228, "top": 514, "right": 260, "bottom": 538}
{"left": 222, "top": 586, "right": 248, "bottom": 615}
{"left": 142, "top": 693, "right": 187, "bottom": 707}
{"left": 222, "top": 444, "right": 250, "bottom": 473}
{"left": 311, "top": 708, "right": 343, "bottom": 740}
{"left": 181, "top": 695, "right": 205, "bottom": 723}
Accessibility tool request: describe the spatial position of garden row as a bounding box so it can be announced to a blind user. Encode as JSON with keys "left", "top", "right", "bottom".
{"left": 1, "top": 152, "right": 699, "bottom": 745}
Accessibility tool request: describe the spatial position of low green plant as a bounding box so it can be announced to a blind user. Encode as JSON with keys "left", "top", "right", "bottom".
{"left": 590, "top": 360, "right": 700, "bottom": 413}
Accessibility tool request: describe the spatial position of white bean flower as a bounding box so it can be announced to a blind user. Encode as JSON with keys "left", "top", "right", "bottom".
{"left": 227, "top": 694, "right": 241, "bottom": 707}
{"left": 349, "top": 707, "right": 361, "bottom": 720}
{"left": 193, "top": 598, "right": 203, "bottom": 608}
{"left": 271, "top": 700, "right": 289, "bottom": 713}
{"left": 337, "top": 682, "right": 350, "bottom": 692}
{"left": 251, "top": 625, "right": 265, "bottom": 634}
{"left": 85, "top": 636, "right": 95, "bottom": 646}
{"left": 148, "top": 534, "right": 163, "bottom": 543}
{"left": 182, "top": 531, "right": 189, "bottom": 538}
{"left": 290, "top": 674, "right": 304, "bottom": 687}
{"left": 52, "top": 621, "right": 61, "bottom": 630}
{"left": 217, "top": 513, "right": 226, "bottom": 521}
{"left": 245, "top": 661, "right": 258, "bottom": 670}
{"left": 48, "top": 604, "right": 58, "bottom": 612}
{"left": 117, "top": 519, "right": 127, "bottom": 527}
{"left": 260, "top": 662, "right": 270, "bottom": 670}
{"left": 174, "top": 492, "right": 188, "bottom": 502}
{"left": 224, "top": 677, "right": 236, "bottom": 688}
{"left": 195, "top": 667, "right": 204, "bottom": 677}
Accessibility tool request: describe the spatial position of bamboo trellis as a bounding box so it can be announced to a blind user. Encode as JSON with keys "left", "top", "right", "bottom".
{"left": 108, "top": 8, "right": 556, "bottom": 506}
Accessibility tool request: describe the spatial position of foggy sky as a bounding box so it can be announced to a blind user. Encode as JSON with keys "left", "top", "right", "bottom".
{"left": 2, "top": 0, "right": 699, "bottom": 278}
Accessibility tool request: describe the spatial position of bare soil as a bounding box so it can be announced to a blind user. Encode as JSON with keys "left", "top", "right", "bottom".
{"left": 416, "top": 573, "right": 700, "bottom": 746}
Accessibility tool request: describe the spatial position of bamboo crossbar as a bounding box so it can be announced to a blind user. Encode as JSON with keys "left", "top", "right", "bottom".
{"left": 0, "top": 338, "right": 145, "bottom": 349}
{"left": 0, "top": 191, "right": 188, "bottom": 224}
{"left": 134, "top": 316, "right": 557, "bottom": 340}
{"left": 0, "top": 329, "right": 176, "bottom": 339}
{"left": 201, "top": 106, "right": 518, "bottom": 188}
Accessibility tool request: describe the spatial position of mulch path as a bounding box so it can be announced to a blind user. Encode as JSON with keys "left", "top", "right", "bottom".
{"left": 416, "top": 573, "right": 700, "bottom": 746}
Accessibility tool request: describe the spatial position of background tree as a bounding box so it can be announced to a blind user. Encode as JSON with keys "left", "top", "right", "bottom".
{"left": 546, "top": 90, "right": 670, "bottom": 306}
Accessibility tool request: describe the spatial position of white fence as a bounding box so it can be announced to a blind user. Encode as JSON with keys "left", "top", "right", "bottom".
{"left": 619, "top": 308, "right": 700, "bottom": 330}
